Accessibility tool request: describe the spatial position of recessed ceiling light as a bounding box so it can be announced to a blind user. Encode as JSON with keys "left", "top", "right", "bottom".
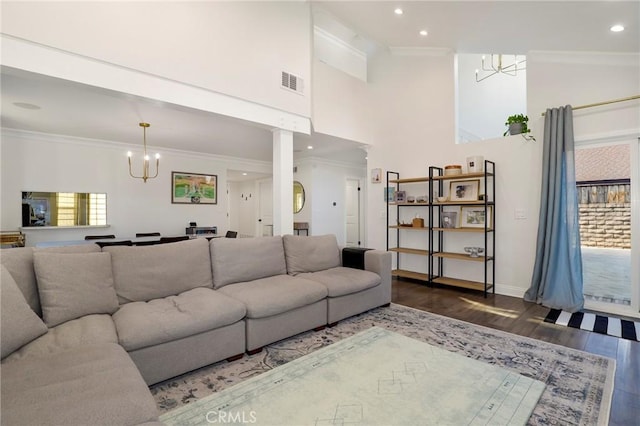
{"left": 610, "top": 24, "right": 624, "bottom": 32}
{"left": 419, "top": 30, "right": 428, "bottom": 36}
{"left": 242, "top": 172, "right": 248, "bottom": 176}
{"left": 307, "top": 145, "right": 313, "bottom": 150}
{"left": 394, "top": 8, "right": 403, "bottom": 15}
{"left": 13, "top": 102, "right": 41, "bottom": 110}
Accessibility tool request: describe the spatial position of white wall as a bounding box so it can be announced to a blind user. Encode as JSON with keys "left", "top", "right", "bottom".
{"left": 1, "top": 129, "right": 271, "bottom": 246}
{"left": 293, "top": 158, "right": 366, "bottom": 245}
{"left": 228, "top": 180, "right": 259, "bottom": 237}
{"left": 1, "top": 1, "right": 312, "bottom": 118}
{"left": 312, "top": 60, "right": 372, "bottom": 144}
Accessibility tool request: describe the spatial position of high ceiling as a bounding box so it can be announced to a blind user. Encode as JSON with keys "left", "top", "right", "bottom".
{"left": 1, "top": 1, "right": 638, "bottom": 178}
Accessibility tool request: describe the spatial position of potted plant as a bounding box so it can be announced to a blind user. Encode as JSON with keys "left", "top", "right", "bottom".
{"left": 504, "top": 114, "right": 534, "bottom": 139}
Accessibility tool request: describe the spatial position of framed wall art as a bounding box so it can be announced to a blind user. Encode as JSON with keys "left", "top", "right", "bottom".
{"left": 171, "top": 172, "right": 217, "bottom": 204}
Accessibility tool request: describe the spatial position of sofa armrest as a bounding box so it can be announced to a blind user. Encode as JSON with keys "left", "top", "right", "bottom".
{"left": 364, "top": 249, "right": 392, "bottom": 277}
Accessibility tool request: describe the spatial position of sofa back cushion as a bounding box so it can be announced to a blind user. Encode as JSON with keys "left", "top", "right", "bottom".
{"left": 210, "top": 236, "right": 286, "bottom": 289}
{"left": 105, "top": 238, "right": 213, "bottom": 303}
{"left": 1, "top": 265, "right": 48, "bottom": 359}
{"left": 0, "top": 244, "right": 101, "bottom": 316}
{"left": 33, "top": 251, "right": 119, "bottom": 327}
{"left": 283, "top": 234, "right": 341, "bottom": 275}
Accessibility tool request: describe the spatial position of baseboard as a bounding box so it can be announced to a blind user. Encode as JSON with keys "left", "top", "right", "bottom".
{"left": 495, "top": 283, "right": 527, "bottom": 299}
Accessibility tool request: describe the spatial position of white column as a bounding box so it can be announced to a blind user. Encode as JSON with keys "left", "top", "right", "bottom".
{"left": 272, "top": 129, "right": 294, "bottom": 236}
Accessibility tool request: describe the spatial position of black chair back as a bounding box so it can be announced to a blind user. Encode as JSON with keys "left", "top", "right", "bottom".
{"left": 96, "top": 240, "right": 133, "bottom": 248}
{"left": 135, "top": 232, "right": 161, "bottom": 237}
{"left": 159, "top": 236, "right": 190, "bottom": 244}
{"left": 85, "top": 235, "right": 115, "bottom": 240}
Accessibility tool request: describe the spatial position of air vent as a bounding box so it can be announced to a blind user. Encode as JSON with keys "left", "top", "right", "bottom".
{"left": 281, "top": 71, "right": 304, "bottom": 95}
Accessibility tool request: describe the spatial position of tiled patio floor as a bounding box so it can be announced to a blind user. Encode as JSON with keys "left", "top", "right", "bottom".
{"left": 582, "top": 246, "right": 631, "bottom": 305}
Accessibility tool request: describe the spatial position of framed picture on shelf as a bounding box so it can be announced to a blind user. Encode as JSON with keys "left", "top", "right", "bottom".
{"left": 394, "top": 190, "right": 406, "bottom": 203}
{"left": 449, "top": 179, "right": 480, "bottom": 202}
{"left": 460, "top": 206, "right": 492, "bottom": 228}
{"left": 384, "top": 186, "right": 395, "bottom": 202}
{"left": 171, "top": 172, "right": 217, "bottom": 204}
{"left": 440, "top": 211, "right": 459, "bottom": 228}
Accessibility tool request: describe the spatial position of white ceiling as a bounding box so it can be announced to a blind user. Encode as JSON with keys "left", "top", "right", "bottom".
{"left": 1, "top": 1, "right": 638, "bottom": 179}
{"left": 315, "top": 1, "right": 639, "bottom": 54}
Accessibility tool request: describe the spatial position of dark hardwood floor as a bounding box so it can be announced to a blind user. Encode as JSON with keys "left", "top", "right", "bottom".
{"left": 391, "top": 278, "right": 640, "bottom": 426}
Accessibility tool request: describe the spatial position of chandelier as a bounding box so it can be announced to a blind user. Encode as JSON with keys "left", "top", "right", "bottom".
{"left": 475, "top": 54, "right": 526, "bottom": 82}
{"left": 127, "top": 122, "right": 159, "bottom": 183}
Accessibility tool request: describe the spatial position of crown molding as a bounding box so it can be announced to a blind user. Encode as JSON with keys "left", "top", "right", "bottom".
{"left": 528, "top": 50, "right": 639, "bottom": 67}
{"left": 389, "top": 47, "right": 453, "bottom": 57}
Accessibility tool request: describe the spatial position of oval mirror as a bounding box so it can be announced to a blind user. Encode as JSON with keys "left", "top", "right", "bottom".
{"left": 293, "top": 181, "right": 305, "bottom": 214}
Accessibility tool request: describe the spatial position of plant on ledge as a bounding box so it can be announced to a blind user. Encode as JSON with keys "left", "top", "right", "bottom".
{"left": 504, "top": 114, "right": 535, "bottom": 141}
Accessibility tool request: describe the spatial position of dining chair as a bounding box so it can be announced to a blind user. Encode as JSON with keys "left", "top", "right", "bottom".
{"left": 95, "top": 240, "right": 133, "bottom": 248}
{"left": 159, "top": 236, "right": 190, "bottom": 244}
{"left": 135, "top": 232, "right": 161, "bottom": 237}
{"left": 84, "top": 234, "right": 116, "bottom": 240}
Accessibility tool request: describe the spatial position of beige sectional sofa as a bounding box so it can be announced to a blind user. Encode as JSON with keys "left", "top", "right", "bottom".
{"left": 0, "top": 234, "right": 391, "bottom": 425}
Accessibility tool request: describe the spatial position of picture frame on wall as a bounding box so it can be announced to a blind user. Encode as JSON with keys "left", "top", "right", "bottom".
{"left": 460, "top": 206, "right": 492, "bottom": 228}
{"left": 171, "top": 172, "right": 217, "bottom": 204}
{"left": 449, "top": 179, "right": 480, "bottom": 202}
{"left": 371, "top": 168, "right": 382, "bottom": 183}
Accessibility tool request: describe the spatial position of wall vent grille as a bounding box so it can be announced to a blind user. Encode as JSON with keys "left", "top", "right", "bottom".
{"left": 281, "top": 71, "right": 304, "bottom": 95}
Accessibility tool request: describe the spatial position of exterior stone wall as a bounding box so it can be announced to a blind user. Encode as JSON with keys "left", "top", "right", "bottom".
{"left": 578, "top": 183, "right": 631, "bottom": 249}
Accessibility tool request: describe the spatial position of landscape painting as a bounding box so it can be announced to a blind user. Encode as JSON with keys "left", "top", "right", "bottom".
{"left": 172, "top": 172, "right": 217, "bottom": 204}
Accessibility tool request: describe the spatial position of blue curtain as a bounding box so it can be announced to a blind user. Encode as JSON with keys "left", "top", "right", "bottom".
{"left": 524, "top": 105, "right": 584, "bottom": 312}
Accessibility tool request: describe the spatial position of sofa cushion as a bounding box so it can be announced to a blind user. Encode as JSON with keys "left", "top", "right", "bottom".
{"left": 2, "top": 314, "right": 118, "bottom": 364}
{"left": 283, "top": 234, "right": 341, "bottom": 275}
{"left": 105, "top": 238, "right": 213, "bottom": 303}
{"left": 0, "top": 343, "right": 159, "bottom": 426}
{"left": 34, "top": 252, "right": 119, "bottom": 327}
{"left": 298, "top": 267, "right": 381, "bottom": 297}
{"left": 113, "top": 287, "right": 246, "bottom": 351}
{"left": 210, "top": 236, "right": 287, "bottom": 289}
{"left": 218, "top": 275, "right": 327, "bottom": 319}
{"left": 0, "top": 265, "right": 48, "bottom": 360}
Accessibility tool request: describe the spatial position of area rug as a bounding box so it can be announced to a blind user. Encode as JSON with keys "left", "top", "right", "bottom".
{"left": 160, "top": 327, "right": 546, "bottom": 426}
{"left": 151, "top": 304, "right": 615, "bottom": 425}
{"left": 545, "top": 308, "right": 640, "bottom": 342}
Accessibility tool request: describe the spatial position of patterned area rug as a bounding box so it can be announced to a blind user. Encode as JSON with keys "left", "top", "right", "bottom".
{"left": 160, "top": 327, "right": 546, "bottom": 426}
{"left": 545, "top": 308, "right": 640, "bottom": 342}
{"left": 151, "top": 304, "right": 615, "bottom": 425}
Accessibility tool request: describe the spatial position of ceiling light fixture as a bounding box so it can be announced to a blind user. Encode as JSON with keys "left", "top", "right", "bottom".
{"left": 610, "top": 24, "right": 624, "bottom": 32}
{"left": 419, "top": 30, "right": 428, "bottom": 36}
{"left": 475, "top": 54, "right": 526, "bottom": 83}
{"left": 307, "top": 145, "right": 314, "bottom": 150}
{"left": 127, "top": 122, "right": 159, "bottom": 183}
{"left": 394, "top": 8, "right": 403, "bottom": 15}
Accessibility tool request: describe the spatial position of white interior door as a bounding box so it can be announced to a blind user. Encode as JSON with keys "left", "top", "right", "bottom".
{"left": 258, "top": 179, "right": 273, "bottom": 237}
{"left": 345, "top": 178, "right": 361, "bottom": 246}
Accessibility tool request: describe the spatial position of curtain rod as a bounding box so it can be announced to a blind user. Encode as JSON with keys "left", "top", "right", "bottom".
{"left": 541, "top": 94, "right": 640, "bottom": 116}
